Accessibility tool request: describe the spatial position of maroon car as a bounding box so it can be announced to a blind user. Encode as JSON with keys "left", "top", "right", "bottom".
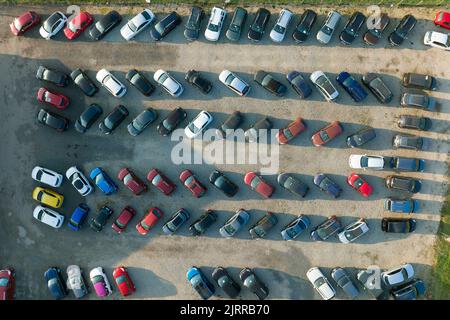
{"left": 311, "top": 121, "right": 343, "bottom": 146}
{"left": 244, "top": 171, "right": 274, "bottom": 199}
{"left": 147, "top": 169, "right": 176, "bottom": 196}
{"left": 179, "top": 170, "right": 206, "bottom": 198}
{"left": 10, "top": 11, "right": 40, "bottom": 36}
{"left": 63, "top": 11, "right": 94, "bottom": 40}
{"left": 112, "top": 206, "right": 137, "bottom": 233}
{"left": 118, "top": 168, "right": 147, "bottom": 195}
{"left": 0, "top": 268, "right": 15, "bottom": 300}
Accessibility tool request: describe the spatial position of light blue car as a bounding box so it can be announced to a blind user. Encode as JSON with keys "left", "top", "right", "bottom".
{"left": 186, "top": 266, "right": 215, "bottom": 300}
{"left": 89, "top": 167, "right": 118, "bottom": 195}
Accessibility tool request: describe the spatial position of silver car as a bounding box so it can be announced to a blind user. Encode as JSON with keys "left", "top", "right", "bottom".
{"left": 310, "top": 71, "right": 339, "bottom": 101}
{"left": 316, "top": 11, "right": 341, "bottom": 44}
{"left": 219, "top": 70, "right": 250, "bottom": 96}
{"left": 66, "top": 265, "right": 89, "bottom": 299}
{"left": 219, "top": 209, "right": 250, "bottom": 238}
{"left": 269, "top": 8, "right": 293, "bottom": 42}
{"left": 120, "top": 9, "right": 155, "bottom": 41}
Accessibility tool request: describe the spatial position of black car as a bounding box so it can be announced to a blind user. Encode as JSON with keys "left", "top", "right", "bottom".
{"left": 391, "top": 279, "right": 426, "bottom": 300}
{"left": 390, "top": 157, "right": 425, "bottom": 172}
{"left": 89, "top": 206, "right": 113, "bottom": 232}
{"left": 397, "top": 115, "right": 432, "bottom": 131}
{"left": 157, "top": 107, "right": 187, "bottom": 136}
{"left": 244, "top": 117, "right": 273, "bottom": 143}
{"left": 209, "top": 170, "right": 239, "bottom": 197}
{"left": 254, "top": 71, "right": 287, "bottom": 97}
{"left": 127, "top": 108, "right": 158, "bottom": 136}
{"left": 150, "top": 11, "right": 181, "bottom": 41}
{"left": 339, "top": 12, "right": 366, "bottom": 45}
{"left": 99, "top": 105, "right": 129, "bottom": 134}
{"left": 185, "top": 70, "right": 212, "bottom": 94}
{"left": 286, "top": 71, "right": 312, "bottom": 98}
{"left": 310, "top": 215, "right": 342, "bottom": 241}
{"left": 346, "top": 127, "right": 376, "bottom": 148}
{"left": 363, "top": 13, "right": 390, "bottom": 45}
{"left": 292, "top": 9, "right": 317, "bottom": 43}
{"left": 277, "top": 173, "right": 309, "bottom": 197}
{"left": 184, "top": 6, "right": 204, "bottom": 41}
{"left": 37, "top": 109, "right": 69, "bottom": 132}
{"left": 402, "top": 73, "right": 437, "bottom": 91}
{"left": 249, "top": 212, "right": 278, "bottom": 239}
{"left": 212, "top": 267, "right": 241, "bottom": 299}
{"left": 36, "top": 66, "right": 69, "bottom": 87}
{"left": 331, "top": 267, "right": 360, "bottom": 299}
{"left": 217, "top": 111, "right": 243, "bottom": 136}
{"left": 70, "top": 68, "right": 98, "bottom": 96}
{"left": 75, "top": 104, "right": 103, "bottom": 133}
{"left": 248, "top": 8, "right": 270, "bottom": 41}
{"left": 313, "top": 174, "right": 342, "bottom": 198}
{"left": 381, "top": 218, "right": 416, "bottom": 233}
{"left": 226, "top": 7, "right": 247, "bottom": 41}
{"left": 189, "top": 210, "right": 217, "bottom": 236}
{"left": 88, "top": 10, "right": 122, "bottom": 41}
{"left": 239, "top": 268, "right": 269, "bottom": 300}
{"left": 388, "top": 14, "right": 417, "bottom": 46}
{"left": 125, "top": 69, "right": 155, "bottom": 96}
{"left": 362, "top": 73, "right": 393, "bottom": 104}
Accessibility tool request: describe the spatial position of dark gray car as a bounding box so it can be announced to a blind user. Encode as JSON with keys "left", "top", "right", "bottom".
{"left": 245, "top": 117, "right": 273, "bottom": 143}
{"left": 390, "top": 157, "right": 425, "bottom": 172}
{"left": 331, "top": 267, "right": 359, "bottom": 299}
{"left": 189, "top": 210, "right": 217, "bottom": 236}
{"left": 217, "top": 111, "right": 243, "bottom": 137}
{"left": 400, "top": 92, "right": 435, "bottom": 110}
{"left": 249, "top": 212, "right": 278, "bottom": 239}
{"left": 277, "top": 173, "right": 309, "bottom": 197}
{"left": 402, "top": 73, "right": 437, "bottom": 91}
{"left": 226, "top": 7, "right": 247, "bottom": 41}
{"left": 184, "top": 6, "right": 204, "bottom": 41}
{"left": 310, "top": 215, "right": 342, "bottom": 241}
{"left": 397, "top": 115, "right": 432, "bottom": 131}
{"left": 286, "top": 71, "right": 312, "bottom": 98}
{"left": 362, "top": 73, "right": 393, "bottom": 103}
{"left": 346, "top": 127, "right": 376, "bottom": 148}
{"left": 127, "top": 108, "right": 158, "bottom": 136}
{"left": 392, "top": 134, "right": 423, "bottom": 150}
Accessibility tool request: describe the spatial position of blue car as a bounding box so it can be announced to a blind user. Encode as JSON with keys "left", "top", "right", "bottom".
{"left": 68, "top": 204, "right": 90, "bottom": 231}
{"left": 313, "top": 173, "right": 342, "bottom": 198}
{"left": 281, "top": 215, "right": 311, "bottom": 240}
{"left": 44, "top": 267, "right": 68, "bottom": 300}
{"left": 89, "top": 167, "right": 118, "bottom": 195}
{"left": 336, "top": 72, "right": 368, "bottom": 102}
{"left": 384, "top": 198, "right": 419, "bottom": 214}
{"left": 186, "top": 266, "right": 215, "bottom": 300}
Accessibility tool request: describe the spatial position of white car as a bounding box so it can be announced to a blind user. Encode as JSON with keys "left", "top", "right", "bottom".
{"left": 423, "top": 31, "right": 450, "bottom": 51}
{"left": 338, "top": 219, "right": 370, "bottom": 243}
{"left": 349, "top": 154, "right": 386, "bottom": 170}
{"left": 310, "top": 71, "right": 339, "bottom": 101}
{"left": 89, "top": 267, "right": 113, "bottom": 296}
{"left": 316, "top": 10, "right": 341, "bottom": 44}
{"left": 33, "top": 205, "right": 64, "bottom": 228}
{"left": 120, "top": 9, "right": 155, "bottom": 41}
{"left": 39, "top": 11, "right": 67, "bottom": 39}
{"left": 306, "top": 267, "right": 336, "bottom": 300}
{"left": 219, "top": 70, "right": 251, "bottom": 96}
{"left": 185, "top": 111, "right": 214, "bottom": 139}
{"left": 31, "top": 166, "right": 63, "bottom": 187}
{"left": 269, "top": 9, "right": 293, "bottom": 42}
{"left": 153, "top": 69, "right": 184, "bottom": 97}
{"left": 381, "top": 263, "right": 414, "bottom": 287}
{"left": 204, "top": 7, "right": 226, "bottom": 41}
{"left": 66, "top": 166, "right": 93, "bottom": 196}
{"left": 96, "top": 69, "right": 127, "bottom": 98}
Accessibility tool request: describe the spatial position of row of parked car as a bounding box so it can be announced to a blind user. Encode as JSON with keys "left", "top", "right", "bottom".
{"left": 9, "top": 7, "right": 450, "bottom": 49}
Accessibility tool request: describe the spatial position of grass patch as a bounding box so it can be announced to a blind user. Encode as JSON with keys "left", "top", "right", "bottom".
{"left": 431, "top": 188, "right": 450, "bottom": 299}
{"left": 0, "top": 0, "right": 447, "bottom": 7}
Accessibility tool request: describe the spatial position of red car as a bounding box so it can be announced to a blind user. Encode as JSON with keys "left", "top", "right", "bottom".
{"left": 179, "top": 170, "right": 206, "bottom": 198}
{"left": 347, "top": 173, "right": 373, "bottom": 198}
{"left": 434, "top": 11, "right": 450, "bottom": 30}
{"left": 311, "top": 121, "right": 343, "bottom": 146}
{"left": 112, "top": 206, "right": 136, "bottom": 233}
{"left": 136, "top": 207, "right": 164, "bottom": 235}
{"left": 276, "top": 117, "right": 306, "bottom": 144}
{"left": 112, "top": 266, "right": 136, "bottom": 297}
{"left": 37, "top": 87, "right": 70, "bottom": 110}
{"left": 63, "top": 11, "right": 94, "bottom": 40}
{"left": 118, "top": 168, "right": 147, "bottom": 195}
{"left": 0, "top": 268, "right": 15, "bottom": 300}
{"left": 147, "top": 169, "right": 176, "bottom": 196}
{"left": 244, "top": 172, "right": 274, "bottom": 199}
{"left": 10, "top": 11, "right": 40, "bottom": 36}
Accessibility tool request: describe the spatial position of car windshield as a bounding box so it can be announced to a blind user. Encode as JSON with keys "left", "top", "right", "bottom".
{"left": 224, "top": 74, "right": 234, "bottom": 85}
{"left": 188, "top": 122, "right": 201, "bottom": 134}
{"left": 343, "top": 76, "right": 355, "bottom": 87}
{"left": 68, "top": 20, "right": 79, "bottom": 33}
{"left": 184, "top": 176, "right": 194, "bottom": 186}
{"left": 208, "top": 23, "right": 219, "bottom": 32}
{"left": 285, "top": 227, "right": 298, "bottom": 238}
{"left": 319, "top": 130, "right": 330, "bottom": 142}
{"left": 95, "top": 21, "right": 105, "bottom": 33}
{"left": 158, "top": 73, "right": 169, "bottom": 83}
{"left": 224, "top": 224, "right": 236, "bottom": 235}
{"left": 317, "top": 76, "right": 335, "bottom": 95}
{"left": 274, "top": 25, "right": 285, "bottom": 34}
{"left": 128, "top": 21, "right": 138, "bottom": 32}
{"left": 0, "top": 277, "right": 9, "bottom": 287}
{"left": 321, "top": 26, "right": 333, "bottom": 35}
{"left": 360, "top": 157, "right": 369, "bottom": 167}
{"left": 115, "top": 275, "right": 127, "bottom": 285}
{"left": 13, "top": 18, "right": 23, "bottom": 31}
{"left": 92, "top": 275, "right": 104, "bottom": 284}
{"left": 283, "top": 128, "right": 293, "bottom": 139}
{"left": 250, "top": 176, "right": 261, "bottom": 189}
{"left": 346, "top": 226, "right": 364, "bottom": 239}
{"left": 152, "top": 174, "right": 162, "bottom": 185}
{"left": 353, "top": 178, "right": 364, "bottom": 188}
{"left": 123, "top": 174, "right": 133, "bottom": 185}
{"left": 194, "top": 281, "right": 211, "bottom": 298}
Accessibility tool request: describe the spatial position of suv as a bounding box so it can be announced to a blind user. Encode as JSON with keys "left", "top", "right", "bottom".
{"left": 150, "top": 11, "right": 181, "bottom": 41}
{"left": 390, "top": 157, "right": 425, "bottom": 172}
{"left": 397, "top": 115, "right": 432, "bottom": 131}
{"left": 292, "top": 9, "right": 317, "bottom": 43}
{"left": 204, "top": 7, "right": 226, "bottom": 41}
{"left": 385, "top": 175, "right": 422, "bottom": 193}
{"left": 184, "top": 6, "right": 204, "bottom": 41}
{"left": 269, "top": 8, "right": 293, "bottom": 42}
{"left": 339, "top": 12, "right": 366, "bottom": 45}
{"left": 402, "top": 73, "right": 437, "bottom": 90}
{"left": 392, "top": 134, "right": 423, "bottom": 150}
{"left": 248, "top": 8, "right": 270, "bottom": 41}
{"left": 226, "top": 7, "right": 247, "bottom": 41}
{"left": 316, "top": 11, "right": 341, "bottom": 44}
{"left": 389, "top": 15, "right": 417, "bottom": 46}
{"left": 363, "top": 13, "right": 390, "bottom": 45}
{"left": 310, "top": 216, "right": 342, "bottom": 241}
{"left": 189, "top": 210, "right": 217, "bottom": 236}
{"left": 90, "top": 206, "right": 113, "bottom": 232}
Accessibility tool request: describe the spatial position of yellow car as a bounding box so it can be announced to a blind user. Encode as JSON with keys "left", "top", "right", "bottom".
{"left": 32, "top": 187, "right": 64, "bottom": 208}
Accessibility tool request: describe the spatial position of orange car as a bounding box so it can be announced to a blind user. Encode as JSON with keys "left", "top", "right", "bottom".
{"left": 276, "top": 117, "right": 306, "bottom": 144}
{"left": 311, "top": 121, "right": 343, "bottom": 146}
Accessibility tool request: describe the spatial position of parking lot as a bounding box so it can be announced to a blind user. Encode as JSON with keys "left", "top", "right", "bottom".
{"left": 0, "top": 4, "right": 449, "bottom": 299}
